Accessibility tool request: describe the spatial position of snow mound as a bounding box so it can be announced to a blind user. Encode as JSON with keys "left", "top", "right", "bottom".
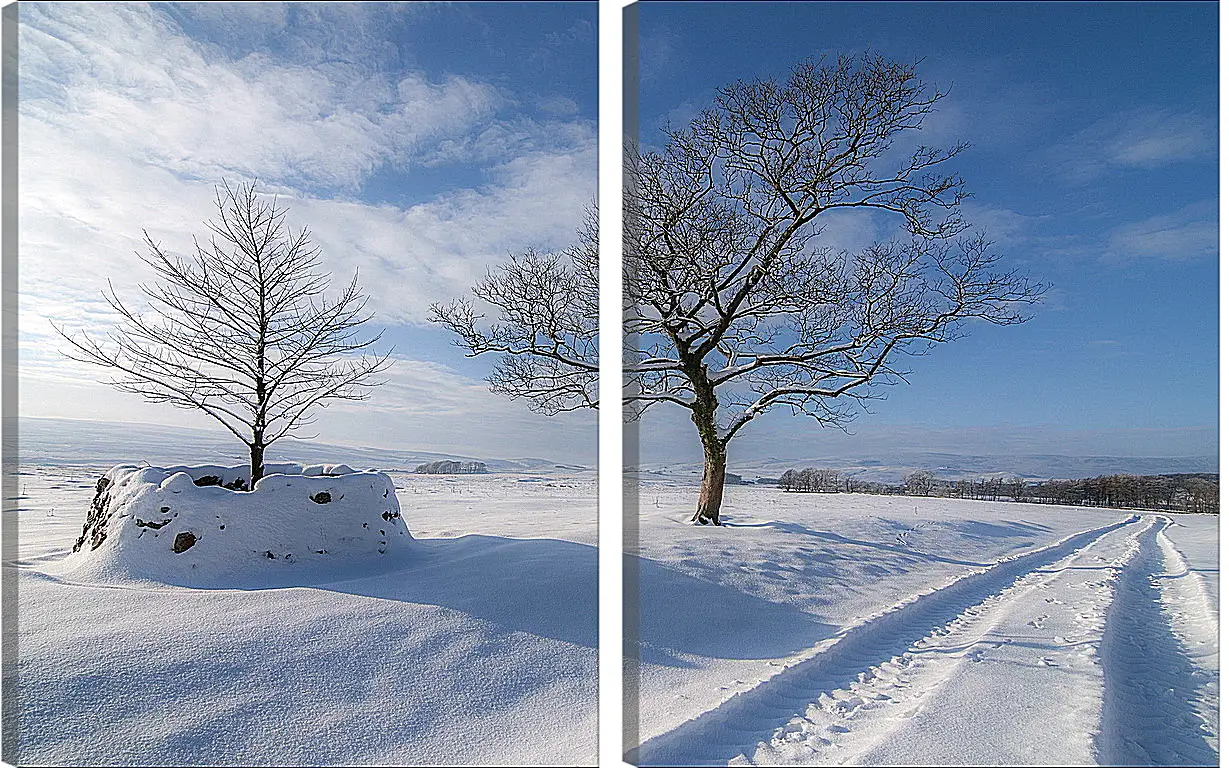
{"left": 66, "top": 463, "right": 410, "bottom": 586}
{"left": 302, "top": 463, "right": 355, "bottom": 476}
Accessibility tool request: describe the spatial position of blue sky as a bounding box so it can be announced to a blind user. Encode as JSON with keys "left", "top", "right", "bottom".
{"left": 17, "top": 2, "right": 1219, "bottom": 467}
{"left": 633, "top": 1, "right": 1218, "bottom": 464}
{"left": 19, "top": 2, "right": 597, "bottom": 462}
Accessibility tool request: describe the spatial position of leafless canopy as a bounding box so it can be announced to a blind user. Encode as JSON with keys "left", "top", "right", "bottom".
{"left": 626, "top": 54, "right": 1047, "bottom": 523}
{"left": 430, "top": 207, "right": 599, "bottom": 415}
{"left": 56, "top": 181, "right": 391, "bottom": 483}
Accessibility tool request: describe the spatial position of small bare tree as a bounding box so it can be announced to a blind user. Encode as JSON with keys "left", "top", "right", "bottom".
{"left": 626, "top": 54, "right": 1046, "bottom": 524}
{"left": 430, "top": 208, "right": 599, "bottom": 414}
{"left": 56, "top": 181, "right": 391, "bottom": 486}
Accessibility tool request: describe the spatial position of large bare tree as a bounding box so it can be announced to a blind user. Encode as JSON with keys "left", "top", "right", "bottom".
{"left": 626, "top": 54, "right": 1046, "bottom": 524}
{"left": 56, "top": 181, "right": 391, "bottom": 486}
{"left": 430, "top": 208, "right": 599, "bottom": 414}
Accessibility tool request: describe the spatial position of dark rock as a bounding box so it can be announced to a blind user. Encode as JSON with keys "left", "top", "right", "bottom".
{"left": 193, "top": 475, "right": 221, "bottom": 487}
{"left": 310, "top": 491, "right": 332, "bottom": 504}
{"left": 381, "top": 509, "right": 401, "bottom": 522}
{"left": 172, "top": 531, "right": 197, "bottom": 553}
{"left": 73, "top": 476, "right": 113, "bottom": 553}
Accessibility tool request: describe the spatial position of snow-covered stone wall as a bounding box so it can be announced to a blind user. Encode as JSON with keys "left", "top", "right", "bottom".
{"left": 68, "top": 463, "right": 410, "bottom": 585}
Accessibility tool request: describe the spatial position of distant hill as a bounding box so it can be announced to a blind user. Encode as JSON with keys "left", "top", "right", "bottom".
{"left": 635, "top": 451, "right": 1217, "bottom": 484}
{"left": 17, "top": 417, "right": 583, "bottom": 473}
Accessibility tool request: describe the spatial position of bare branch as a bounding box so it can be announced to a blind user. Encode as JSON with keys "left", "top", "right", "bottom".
{"left": 431, "top": 206, "right": 599, "bottom": 415}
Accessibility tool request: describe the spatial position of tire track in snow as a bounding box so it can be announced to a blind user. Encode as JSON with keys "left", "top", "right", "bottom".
{"left": 633, "top": 516, "right": 1139, "bottom": 766}
{"left": 1154, "top": 520, "right": 1220, "bottom": 756}
{"left": 1096, "top": 517, "right": 1219, "bottom": 766}
{"left": 750, "top": 513, "right": 1149, "bottom": 766}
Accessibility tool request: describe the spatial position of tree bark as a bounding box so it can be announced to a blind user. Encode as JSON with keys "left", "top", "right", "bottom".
{"left": 692, "top": 443, "right": 727, "bottom": 525}
{"left": 687, "top": 374, "right": 727, "bottom": 525}
{"left": 249, "top": 441, "right": 265, "bottom": 488}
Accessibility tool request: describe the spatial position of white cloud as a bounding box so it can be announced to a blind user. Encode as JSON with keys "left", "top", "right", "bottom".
{"left": 22, "top": 4, "right": 508, "bottom": 192}
{"left": 637, "top": 29, "right": 678, "bottom": 86}
{"left": 958, "top": 203, "right": 1052, "bottom": 248}
{"left": 164, "top": 3, "right": 431, "bottom": 69}
{"left": 947, "top": 200, "right": 1216, "bottom": 268}
{"left": 1050, "top": 107, "right": 1215, "bottom": 183}
{"left": 536, "top": 95, "right": 581, "bottom": 117}
{"left": 1104, "top": 200, "right": 1217, "bottom": 262}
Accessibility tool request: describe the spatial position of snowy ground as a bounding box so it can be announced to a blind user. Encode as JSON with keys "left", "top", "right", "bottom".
{"left": 629, "top": 483, "right": 1219, "bottom": 766}
{"left": 14, "top": 464, "right": 597, "bottom": 766}
{"left": 17, "top": 465, "right": 1220, "bottom": 766}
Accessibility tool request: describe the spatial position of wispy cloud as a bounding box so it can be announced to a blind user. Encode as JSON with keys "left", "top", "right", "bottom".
{"left": 953, "top": 199, "right": 1217, "bottom": 268}
{"left": 164, "top": 3, "right": 433, "bottom": 69}
{"left": 1103, "top": 200, "right": 1218, "bottom": 262}
{"left": 958, "top": 203, "right": 1053, "bottom": 248}
{"left": 637, "top": 28, "right": 677, "bottom": 86}
{"left": 1048, "top": 107, "right": 1215, "bottom": 183}
{"left": 23, "top": 4, "right": 510, "bottom": 192}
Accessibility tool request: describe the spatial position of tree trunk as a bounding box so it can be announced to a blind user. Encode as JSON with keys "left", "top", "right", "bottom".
{"left": 249, "top": 442, "right": 265, "bottom": 489}
{"left": 692, "top": 443, "right": 727, "bottom": 525}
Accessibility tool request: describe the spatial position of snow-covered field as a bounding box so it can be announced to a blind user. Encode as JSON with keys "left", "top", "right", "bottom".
{"left": 17, "top": 460, "right": 1220, "bottom": 766}
{"left": 15, "top": 463, "right": 597, "bottom": 766}
{"left": 629, "top": 483, "right": 1219, "bottom": 766}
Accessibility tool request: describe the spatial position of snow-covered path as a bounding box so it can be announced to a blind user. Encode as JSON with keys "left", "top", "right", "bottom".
{"left": 632, "top": 499, "right": 1218, "bottom": 767}
{"left": 1096, "top": 517, "right": 1219, "bottom": 767}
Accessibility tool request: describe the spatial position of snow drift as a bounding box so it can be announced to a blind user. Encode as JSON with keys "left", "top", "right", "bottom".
{"left": 67, "top": 463, "right": 409, "bottom": 586}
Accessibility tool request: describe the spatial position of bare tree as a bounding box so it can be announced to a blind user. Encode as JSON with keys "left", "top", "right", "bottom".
{"left": 55, "top": 181, "right": 392, "bottom": 486}
{"left": 430, "top": 208, "right": 599, "bottom": 414}
{"left": 626, "top": 54, "right": 1046, "bottom": 525}
{"left": 904, "top": 470, "right": 937, "bottom": 497}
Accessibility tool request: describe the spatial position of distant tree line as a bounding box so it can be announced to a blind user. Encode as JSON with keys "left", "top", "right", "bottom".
{"left": 778, "top": 468, "right": 1218, "bottom": 514}
{"left": 415, "top": 460, "right": 488, "bottom": 475}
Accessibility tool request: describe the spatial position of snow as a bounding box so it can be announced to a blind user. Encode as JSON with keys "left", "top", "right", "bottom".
{"left": 629, "top": 483, "right": 1219, "bottom": 766}
{"left": 65, "top": 463, "right": 409, "bottom": 587}
{"left": 16, "top": 463, "right": 597, "bottom": 765}
{"left": 16, "top": 456, "right": 1218, "bottom": 766}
